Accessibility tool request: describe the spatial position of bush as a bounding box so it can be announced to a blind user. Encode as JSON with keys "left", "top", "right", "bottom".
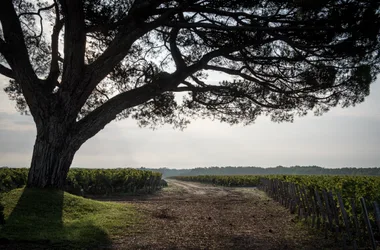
{"left": 160, "top": 179, "right": 168, "bottom": 188}
{"left": 0, "top": 168, "right": 163, "bottom": 196}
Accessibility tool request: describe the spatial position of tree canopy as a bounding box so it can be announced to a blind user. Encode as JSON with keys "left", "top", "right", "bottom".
{"left": 2, "top": 0, "right": 379, "bottom": 131}
{"left": 0, "top": 0, "right": 380, "bottom": 187}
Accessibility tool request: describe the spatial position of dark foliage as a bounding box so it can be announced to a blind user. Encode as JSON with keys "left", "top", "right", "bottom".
{"left": 143, "top": 166, "right": 380, "bottom": 178}
{"left": 1, "top": 0, "right": 379, "bottom": 127}
{"left": 0, "top": 167, "right": 163, "bottom": 195}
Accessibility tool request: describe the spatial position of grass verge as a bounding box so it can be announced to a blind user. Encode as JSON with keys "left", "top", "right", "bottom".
{"left": 0, "top": 188, "right": 141, "bottom": 249}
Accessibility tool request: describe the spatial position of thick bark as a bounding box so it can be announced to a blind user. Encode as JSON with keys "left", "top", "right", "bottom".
{"left": 27, "top": 119, "right": 79, "bottom": 189}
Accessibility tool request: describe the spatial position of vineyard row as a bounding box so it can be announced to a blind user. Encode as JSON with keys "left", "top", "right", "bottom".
{"left": 0, "top": 168, "right": 164, "bottom": 195}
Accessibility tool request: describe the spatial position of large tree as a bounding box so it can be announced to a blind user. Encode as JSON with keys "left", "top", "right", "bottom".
{"left": 0, "top": 0, "right": 379, "bottom": 188}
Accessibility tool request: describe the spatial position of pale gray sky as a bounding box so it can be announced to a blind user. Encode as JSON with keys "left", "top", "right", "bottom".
{"left": 0, "top": 74, "right": 379, "bottom": 169}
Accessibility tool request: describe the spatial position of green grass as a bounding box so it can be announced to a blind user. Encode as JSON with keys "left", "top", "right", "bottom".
{"left": 0, "top": 188, "right": 141, "bottom": 249}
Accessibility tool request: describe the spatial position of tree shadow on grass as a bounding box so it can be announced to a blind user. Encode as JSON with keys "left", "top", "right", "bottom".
{"left": 0, "top": 188, "right": 111, "bottom": 250}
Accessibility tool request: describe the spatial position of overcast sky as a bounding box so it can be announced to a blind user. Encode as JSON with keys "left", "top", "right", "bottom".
{"left": 1, "top": 74, "right": 379, "bottom": 169}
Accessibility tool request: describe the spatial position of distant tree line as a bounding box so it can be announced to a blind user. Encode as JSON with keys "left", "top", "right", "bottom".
{"left": 138, "top": 166, "right": 380, "bottom": 178}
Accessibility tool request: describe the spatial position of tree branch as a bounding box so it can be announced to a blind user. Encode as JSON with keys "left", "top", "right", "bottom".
{"left": 75, "top": 73, "right": 178, "bottom": 146}
{"left": 204, "top": 64, "right": 279, "bottom": 90}
{"left": 46, "top": 1, "right": 64, "bottom": 84}
{"left": 95, "top": 86, "right": 110, "bottom": 100}
{"left": 17, "top": 3, "right": 56, "bottom": 18}
{"left": 75, "top": 44, "right": 240, "bottom": 144}
{"left": 76, "top": 84, "right": 153, "bottom": 144}
{"left": 0, "top": 38, "right": 7, "bottom": 58}
{"left": 171, "top": 84, "right": 279, "bottom": 109}
{"left": 165, "top": 21, "right": 338, "bottom": 33}
{"left": 0, "top": 0, "right": 42, "bottom": 118}
{"left": 74, "top": 8, "right": 177, "bottom": 113}
{"left": 154, "top": 6, "right": 294, "bottom": 22}
{"left": 204, "top": 64, "right": 320, "bottom": 95}
{"left": 17, "top": 3, "right": 56, "bottom": 44}
{"left": 169, "top": 27, "right": 186, "bottom": 69}
{"left": 59, "top": 0, "right": 86, "bottom": 88}
{"left": 0, "top": 1, "right": 38, "bottom": 80}
{"left": 0, "top": 64, "right": 14, "bottom": 79}
{"left": 186, "top": 47, "right": 236, "bottom": 73}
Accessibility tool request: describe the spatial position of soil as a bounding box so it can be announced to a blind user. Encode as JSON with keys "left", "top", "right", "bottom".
{"left": 0, "top": 180, "right": 337, "bottom": 249}
{"left": 109, "top": 180, "right": 337, "bottom": 250}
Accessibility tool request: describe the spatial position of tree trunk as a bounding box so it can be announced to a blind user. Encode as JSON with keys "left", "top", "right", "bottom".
{"left": 27, "top": 119, "right": 79, "bottom": 189}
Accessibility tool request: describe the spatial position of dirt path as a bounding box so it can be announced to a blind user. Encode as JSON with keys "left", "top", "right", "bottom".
{"left": 112, "top": 180, "right": 334, "bottom": 250}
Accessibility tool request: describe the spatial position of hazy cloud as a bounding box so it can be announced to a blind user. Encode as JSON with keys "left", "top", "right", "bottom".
{"left": 1, "top": 75, "right": 379, "bottom": 169}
